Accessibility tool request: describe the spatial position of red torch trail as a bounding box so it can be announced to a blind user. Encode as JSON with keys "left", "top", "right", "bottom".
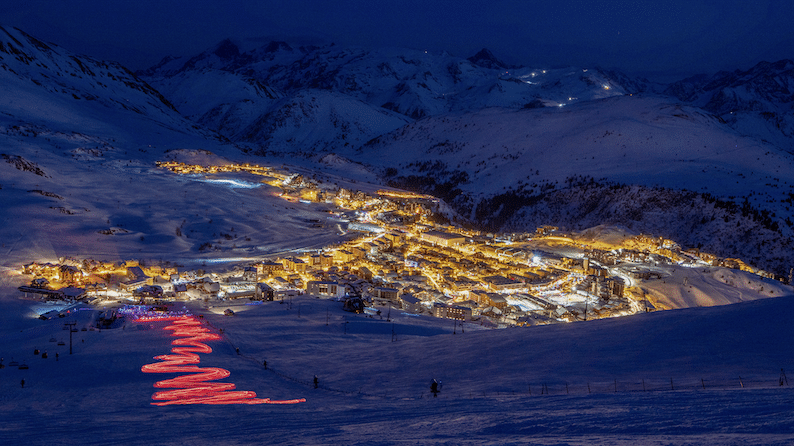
{"left": 140, "top": 316, "right": 305, "bottom": 406}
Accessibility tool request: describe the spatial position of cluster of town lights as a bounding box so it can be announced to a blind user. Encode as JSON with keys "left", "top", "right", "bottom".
{"left": 140, "top": 316, "right": 305, "bottom": 405}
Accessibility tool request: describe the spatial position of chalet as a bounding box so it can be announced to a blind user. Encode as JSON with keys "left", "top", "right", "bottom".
{"left": 120, "top": 266, "right": 151, "bottom": 291}
{"left": 255, "top": 283, "right": 275, "bottom": 301}
{"left": 242, "top": 267, "right": 258, "bottom": 282}
{"left": 58, "top": 265, "right": 81, "bottom": 284}
{"left": 30, "top": 278, "right": 49, "bottom": 288}
{"left": 133, "top": 285, "right": 163, "bottom": 301}
{"left": 174, "top": 283, "right": 189, "bottom": 299}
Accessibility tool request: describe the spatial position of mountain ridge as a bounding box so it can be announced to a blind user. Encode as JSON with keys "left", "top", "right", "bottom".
{"left": 2, "top": 25, "right": 794, "bottom": 276}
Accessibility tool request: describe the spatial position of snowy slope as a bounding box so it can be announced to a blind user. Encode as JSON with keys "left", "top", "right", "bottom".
{"left": 0, "top": 282, "right": 792, "bottom": 445}
{"left": 0, "top": 26, "right": 356, "bottom": 269}
{"left": 0, "top": 26, "right": 182, "bottom": 131}
{"left": 666, "top": 59, "right": 794, "bottom": 153}
{"left": 236, "top": 89, "right": 409, "bottom": 155}
{"left": 363, "top": 95, "right": 791, "bottom": 199}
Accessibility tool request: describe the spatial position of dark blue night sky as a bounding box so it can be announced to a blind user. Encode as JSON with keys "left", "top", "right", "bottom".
{"left": 5, "top": 0, "right": 794, "bottom": 81}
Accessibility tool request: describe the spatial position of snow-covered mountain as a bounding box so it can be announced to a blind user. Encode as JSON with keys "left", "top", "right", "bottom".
{"left": 666, "top": 59, "right": 794, "bottom": 152}
{"left": 139, "top": 39, "right": 633, "bottom": 154}
{"left": 0, "top": 26, "right": 184, "bottom": 132}
{"left": 3, "top": 25, "right": 794, "bottom": 276}
{"left": 0, "top": 26, "right": 351, "bottom": 267}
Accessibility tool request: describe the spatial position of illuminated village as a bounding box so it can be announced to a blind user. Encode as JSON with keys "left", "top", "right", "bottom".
{"left": 17, "top": 162, "right": 777, "bottom": 328}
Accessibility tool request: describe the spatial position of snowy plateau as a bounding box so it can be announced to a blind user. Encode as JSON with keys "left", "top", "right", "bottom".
{"left": 1, "top": 25, "right": 794, "bottom": 445}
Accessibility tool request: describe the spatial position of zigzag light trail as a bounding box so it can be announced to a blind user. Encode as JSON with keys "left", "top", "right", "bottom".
{"left": 141, "top": 316, "right": 305, "bottom": 406}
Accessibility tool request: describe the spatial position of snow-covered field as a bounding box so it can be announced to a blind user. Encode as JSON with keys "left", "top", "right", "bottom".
{"left": 1, "top": 280, "right": 793, "bottom": 445}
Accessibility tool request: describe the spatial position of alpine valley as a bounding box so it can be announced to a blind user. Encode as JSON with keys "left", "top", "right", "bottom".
{"left": 4, "top": 26, "right": 792, "bottom": 274}
{"left": 2, "top": 24, "right": 794, "bottom": 446}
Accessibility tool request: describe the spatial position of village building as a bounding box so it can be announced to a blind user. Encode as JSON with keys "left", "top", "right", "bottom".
{"left": 122, "top": 266, "right": 151, "bottom": 291}
{"left": 174, "top": 283, "right": 189, "bottom": 299}
{"left": 373, "top": 286, "right": 399, "bottom": 301}
{"left": 282, "top": 257, "right": 307, "bottom": 273}
{"left": 335, "top": 250, "right": 355, "bottom": 263}
{"left": 271, "top": 276, "right": 290, "bottom": 290}
{"left": 349, "top": 246, "right": 368, "bottom": 259}
{"left": 448, "top": 276, "right": 479, "bottom": 292}
{"left": 58, "top": 265, "right": 81, "bottom": 284}
{"left": 482, "top": 275, "right": 523, "bottom": 292}
{"left": 509, "top": 271, "right": 542, "bottom": 284}
{"left": 357, "top": 267, "right": 373, "bottom": 281}
{"left": 399, "top": 294, "right": 423, "bottom": 313}
{"left": 432, "top": 303, "right": 472, "bottom": 321}
{"left": 306, "top": 281, "right": 347, "bottom": 298}
{"left": 243, "top": 267, "right": 257, "bottom": 282}
{"left": 258, "top": 261, "right": 284, "bottom": 275}
{"left": 153, "top": 276, "right": 174, "bottom": 293}
{"left": 383, "top": 232, "right": 404, "bottom": 246}
{"left": 255, "top": 283, "right": 275, "bottom": 301}
{"left": 309, "top": 254, "right": 334, "bottom": 268}
{"left": 420, "top": 230, "right": 466, "bottom": 247}
{"left": 224, "top": 289, "right": 255, "bottom": 300}
{"left": 133, "top": 285, "right": 164, "bottom": 301}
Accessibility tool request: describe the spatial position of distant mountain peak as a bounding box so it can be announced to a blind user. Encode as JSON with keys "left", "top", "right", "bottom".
{"left": 262, "top": 41, "right": 293, "bottom": 53}
{"left": 213, "top": 39, "right": 240, "bottom": 60}
{"left": 467, "top": 48, "right": 507, "bottom": 70}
